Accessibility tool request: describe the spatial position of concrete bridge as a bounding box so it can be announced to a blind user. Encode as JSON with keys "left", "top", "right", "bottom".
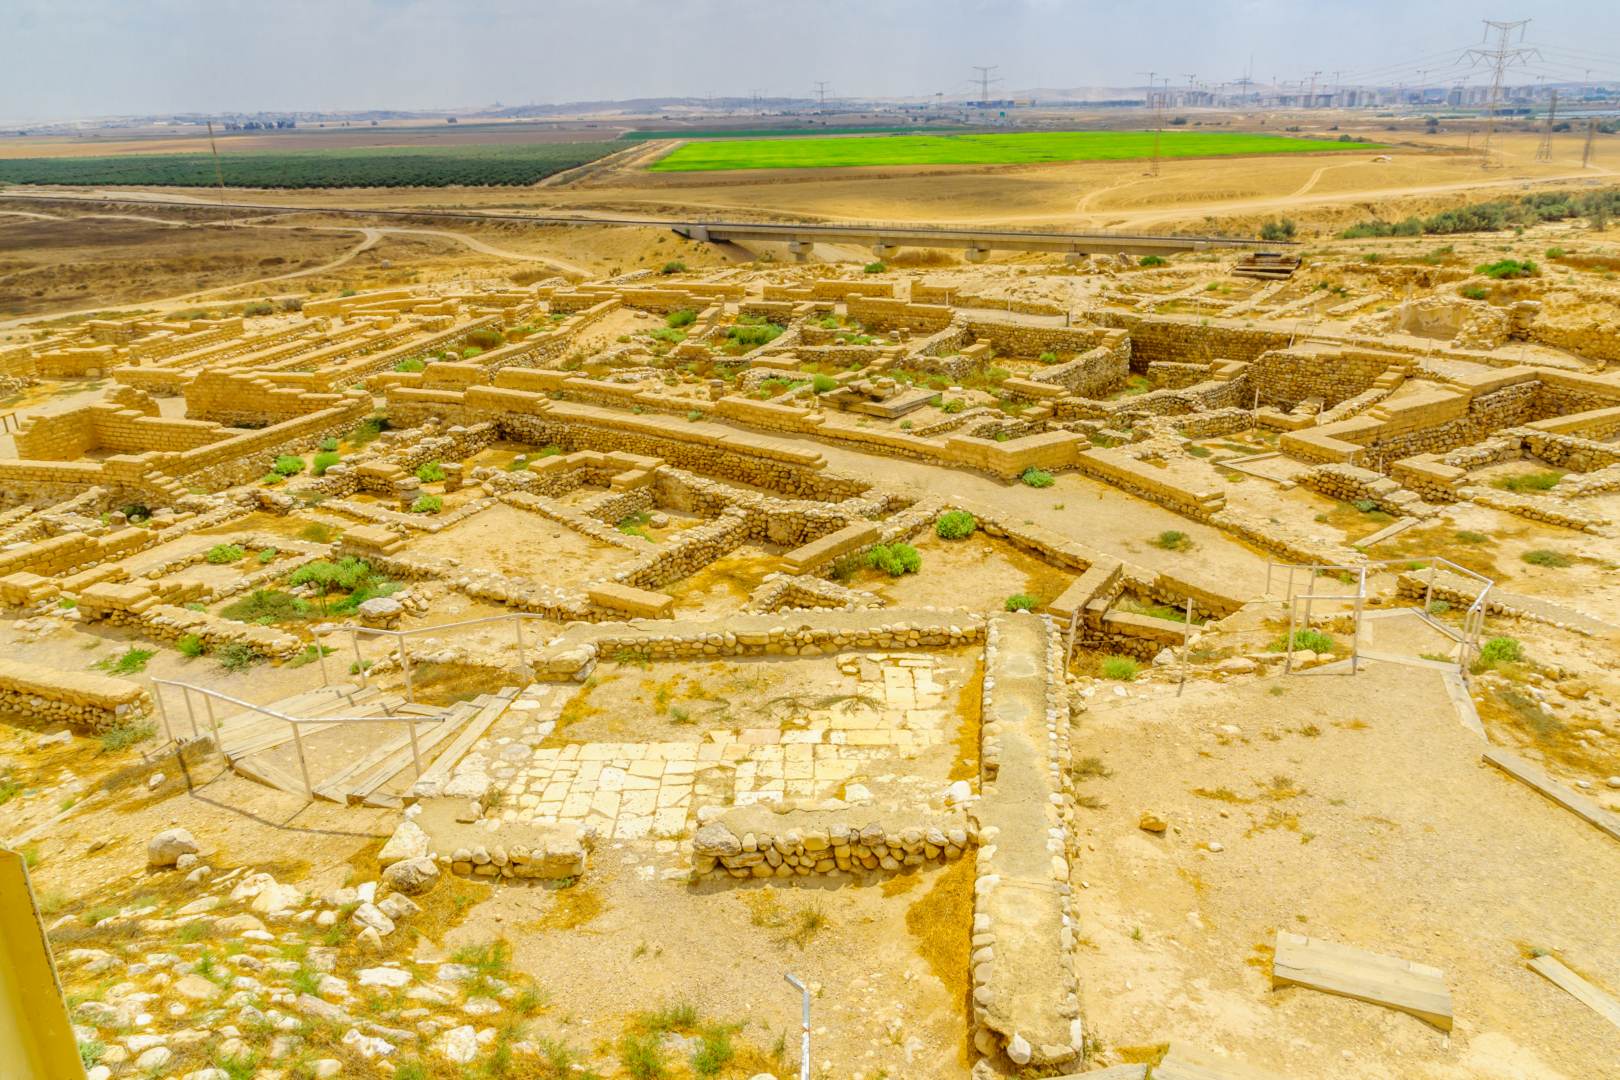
{"left": 671, "top": 220, "right": 1282, "bottom": 261}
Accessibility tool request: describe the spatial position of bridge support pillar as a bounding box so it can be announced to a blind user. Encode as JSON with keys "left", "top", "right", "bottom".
{"left": 964, "top": 247, "right": 990, "bottom": 263}
{"left": 686, "top": 226, "right": 710, "bottom": 243}
{"left": 1064, "top": 252, "right": 1088, "bottom": 265}
{"left": 788, "top": 239, "right": 811, "bottom": 262}
{"left": 871, "top": 242, "right": 898, "bottom": 260}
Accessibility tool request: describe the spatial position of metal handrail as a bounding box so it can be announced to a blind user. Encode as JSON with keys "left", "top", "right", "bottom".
{"left": 151, "top": 677, "right": 448, "bottom": 798}
{"left": 335, "top": 610, "right": 550, "bottom": 703}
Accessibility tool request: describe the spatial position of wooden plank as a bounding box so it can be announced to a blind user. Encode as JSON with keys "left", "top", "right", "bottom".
{"left": 343, "top": 705, "right": 477, "bottom": 804}
{"left": 1271, "top": 931, "right": 1453, "bottom": 1031}
{"left": 1483, "top": 747, "right": 1620, "bottom": 844}
{"left": 1442, "top": 671, "right": 1485, "bottom": 738}
{"left": 1529, "top": 955, "right": 1620, "bottom": 1030}
{"left": 1154, "top": 1042, "right": 1290, "bottom": 1080}
{"left": 230, "top": 753, "right": 311, "bottom": 797}
{"left": 1052, "top": 1067, "right": 1146, "bottom": 1080}
{"left": 408, "top": 687, "right": 524, "bottom": 796}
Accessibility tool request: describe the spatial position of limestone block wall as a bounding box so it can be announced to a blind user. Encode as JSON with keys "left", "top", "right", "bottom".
{"left": 846, "top": 297, "right": 954, "bottom": 334}
{"left": 34, "top": 345, "right": 119, "bottom": 378}
{"left": 1023, "top": 344, "right": 1128, "bottom": 397}
{"left": 1298, "top": 463, "right": 1437, "bottom": 519}
{"left": 963, "top": 319, "right": 1126, "bottom": 362}
{"left": 0, "top": 527, "right": 150, "bottom": 579}
{"left": 185, "top": 370, "right": 352, "bottom": 426}
{"left": 691, "top": 808, "right": 974, "bottom": 880}
{"left": 1094, "top": 311, "right": 1291, "bottom": 369}
{"left": 1249, "top": 346, "right": 1399, "bottom": 408}
{"left": 0, "top": 659, "right": 150, "bottom": 733}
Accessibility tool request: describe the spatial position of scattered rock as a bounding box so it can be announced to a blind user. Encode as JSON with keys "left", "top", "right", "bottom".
{"left": 147, "top": 772, "right": 166, "bottom": 791}
{"left": 147, "top": 828, "right": 199, "bottom": 868}
{"left": 383, "top": 855, "right": 440, "bottom": 896}
{"left": 173, "top": 973, "right": 219, "bottom": 1001}
{"left": 378, "top": 893, "right": 420, "bottom": 922}
{"left": 378, "top": 820, "right": 430, "bottom": 866}
{"left": 350, "top": 902, "right": 395, "bottom": 936}
{"left": 357, "top": 966, "right": 412, "bottom": 989}
{"left": 1138, "top": 813, "right": 1168, "bottom": 834}
{"left": 135, "top": 1046, "right": 174, "bottom": 1071}
{"left": 1215, "top": 657, "right": 1257, "bottom": 674}
{"left": 1006, "top": 1033, "right": 1032, "bottom": 1065}
{"left": 437, "top": 1024, "right": 480, "bottom": 1064}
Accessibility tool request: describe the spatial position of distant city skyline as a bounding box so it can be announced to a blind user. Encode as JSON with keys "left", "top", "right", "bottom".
{"left": 3, "top": 0, "right": 1618, "bottom": 124}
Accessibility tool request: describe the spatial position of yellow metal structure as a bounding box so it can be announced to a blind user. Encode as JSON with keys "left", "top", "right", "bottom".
{"left": 0, "top": 847, "right": 83, "bottom": 1079}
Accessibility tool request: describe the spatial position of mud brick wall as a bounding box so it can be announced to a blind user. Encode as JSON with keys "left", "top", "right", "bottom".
{"left": 185, "top": 370, "right": 351, "bottom": 426}
{"left": 126, "top": 320, "right": 243, "bottom": 362}
{"left": 1094, "top": 311, "right": 1291, "bottom": 370}
{"left": 846, "top": 297, "right": 954, "bottom": 333}
{"left": 1249, "top": 346, "right": 1396, "bottom": 408}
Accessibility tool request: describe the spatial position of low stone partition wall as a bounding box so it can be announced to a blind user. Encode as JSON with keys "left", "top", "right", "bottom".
{"left": 1093, "top": 310, "right": 1292, "bottom": 369}
{"left": 74, "top": 581, "right": 304, "bottom": 659}
{"left": 1172, "top": 405, "right": 1255, "bottom": 439}
{"left": 1389, "top": 454, "right": 1466, "bottom": 503}
{"left": 0, "top": 659, "right": 151, "bottom": 732}
{"left": 1075, "top": 447, "right": 1227, "bottom": 518}
{"left": 501, "top": 491, "right": 645, "bottom": 551}
{"left": 846, "top": 296, "right": 954, "bottom": 334}
{"left": 970, "top": 613, "right": 1083, "bottom": 1070}
{"left": 1298, "top": 463, "right": 1438, "bottom": 519}
{"left": 1516, "top": 426, "right": 1620, "bottom": 473}
{"left": 691, "top": 805, "right": 974, "bottom": 880}
{"left": 388, "top": 805, "right": 589, "bottom": 883}
{"left": 531, "top": 609, "right": 987, "bottom": 679}
{"left": 1021, "top": 344, "right": 1128, "bottom": 397}
{"left": 615, "top": 510, "right": 753, "bottom": 590}
{"left": 0, "top": 526, "right": 151, "bottom": 580}
{"left": 1459, "top": 485, "right": 1611, "bottom": 535}
{"left": 744, "top": 572, "right": 883, "bottom": 614}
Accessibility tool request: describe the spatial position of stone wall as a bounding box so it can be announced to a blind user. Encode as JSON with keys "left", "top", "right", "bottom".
{"left": 690, "top": 806, "right": 973, "bottom": 880}
{"left": 0, "top": 659, "right": 151, "bottom": 733}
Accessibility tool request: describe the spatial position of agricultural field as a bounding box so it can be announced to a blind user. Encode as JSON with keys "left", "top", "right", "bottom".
{"left": 648, "top": 129, "right": 1378, "bottom": 172}
{"left": 0, "top": 141, "right": 621, "bottom": 188}
{"left": 621, "top": 124, "right": 970, "bottom": 141}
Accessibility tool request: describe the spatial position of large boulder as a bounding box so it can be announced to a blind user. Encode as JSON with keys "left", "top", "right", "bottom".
{"left": 147, "top": 828, "right": 199, "bottom": 868}
{"left": 378, "top": 820, "right": 430, "bottom": 866}
{"left": 382, "top": 856, "right": 440, "bottom": 897}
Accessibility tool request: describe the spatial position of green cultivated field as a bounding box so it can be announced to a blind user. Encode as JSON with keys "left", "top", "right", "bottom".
{"left": 0, "top": 142, "right": 621, "bottom": 188}
{"left": 621, "top": 125, "right": 970, "bottom": 141}
{"left": 649, "top": 130, "right": 1375, "bottom": 172}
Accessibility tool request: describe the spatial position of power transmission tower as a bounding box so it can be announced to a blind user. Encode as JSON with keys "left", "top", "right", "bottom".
{"left": 1461, "top": 18, "right": 1539, "bottom": 169}
{"left": 204, "top": 120, "right": 229, "bottom": 218}
{"left": 1138, "top": 72, "right": 1166, "bottom": 176}
{"left": 1306, "top": 70, "right": 1322, "bottom": 107}
{"left": 971, "top": 65, "right": 1001, "bottom": 106}
{"left": 813, "top": 81, "right": 831, "bottom": 112}
{"left": 1535, "top": 89, "right": 1558, "bottom": 161}
{"left": 1583, "top": 119, "right": 1597, "bottom": 168}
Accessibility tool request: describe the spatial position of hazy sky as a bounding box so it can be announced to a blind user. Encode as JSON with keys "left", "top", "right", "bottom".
{"left": 3, "top": 0, "right": 1617, "bottom": 123}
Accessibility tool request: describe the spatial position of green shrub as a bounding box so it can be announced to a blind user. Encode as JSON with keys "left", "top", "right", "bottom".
{"left": 666, "top": 308, "right": 696, "bottom": 328}
{"left": 619, "top": 1032, "right": 666, "bottom": 1080}
{"left": 1271, "top": 628, "right": 1335, "bottom": 653}
{"left": 725, "top": 321, "right": 784, "bottom": 348}
{"left": 394, "top": 358, "right": 427, "bottom": 373}
{"left": 866, "top": 543, "right": 921, "bottom": 577}
{"left": 466, "top": 328, "right": 504, "bottom": 350}
{"left": 649, "top": 327, "right": 685, "bottom": 344}
{"left": 687, "top": 409, "right": 704, "bottom": 422}
{"left": 1546, "top": 247, "right": 1566, "bottom": 259}
{"left": 319, "top": 437, "right": 339, "bottom": 452}
{"left": 1476, "top": 258, "right": 1537, "bottom": 279}
{"left": 935, "top": 509, "right": 977, "bottom": 540}
{"left": 661, "top": 260, "right": 686, "bottom": 274}
{"left": 1522, "top": 548, "right": 1573, "bottom": 567}
{"left": 1100, "top": 656, "right": 1140, "bottom": 680}
{"left": 691, "top": 1024, "right": 735, "bottom": 1077}
{"left": 1151, "top": 530, "right": 1190, "bottom": 551}
{"left": 415, "top": 460, "right": 446, "bottom": 483}
{"left": 312, "top": 451, "right": 341, "bottom": 476}
{"left": 1454, "top": 530, "right": 1489, "bottom": 544}
{"left": 205, "top": 544, "right": 244, "bottom": 564}
{"left": 864, "top": 261, "right": 886, "bottom": 273}
{"left": 1038, "top": 351, "right": 1058, "bottom": 364}
{"left": 1259, "top": 218, "right": 1297, "bottom": 242}
{"left": 99, "top": 721, "right": 155, "bottom": 753}
{"left": 1461, "top": 285, "right": 1490, "bottom": 300}
{"left": 410, "top": 494, "right": 442, "bottom": 514}
{"left": 177, "top": 634, "right": 205, "bottom": 658}
{"left": 1493, "top": 471, "right": 1562, "bottom": 493}
{"left": 1477, "top": 635, "right": 1523, "bottom": 666}
{"left": 1004, "top": 593, "right": 1039, "bottom": 612}
{"left": 257, "top": 547, "right": 277, "bottom": 564}
{"left": 350, "top": 415, "right": 390, "bottom": 446}
{"left": 941, "top": 398, "right": 966, "bottom": 414}
{"left": 1139, "top": 255, "right": 1167, "bottom": 267}
{"left": 95, "top": 648, "right": 154, "bottom": 675}
{"left": 216, "top": 643, "right": 262, "bottom": 673}
{"left": 272, "top": 455, "right": 305, "bottom": 477}
{"left": 1020, "top": 468, "right": 1055, "bottom": 488}
{"left": 811, "top": 373, "right": 838, "bottom": 393}
{"left": 221, "top": 589, "right": 309, "bottom": 624}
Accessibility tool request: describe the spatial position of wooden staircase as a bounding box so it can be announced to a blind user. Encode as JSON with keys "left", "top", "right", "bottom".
{"left": 214, "top": 683, "right": 519, "bottom": 803}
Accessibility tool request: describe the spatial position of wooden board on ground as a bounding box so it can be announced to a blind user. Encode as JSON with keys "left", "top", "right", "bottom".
{"left": 1153, "top": 1042, "right": 1290, "bottom": 1080}
{"left": 1271, "top": 930, "right": 1453, "bottom": 1031}
{"left": 1054, "top": 1065, "right": 1146, "bottom": 1079}
{"left": 1483, "top": 747, "right": 1620, "bottom": 844}
{"left": 1529, "top": 955, "right": 1620, "bottom": 1030}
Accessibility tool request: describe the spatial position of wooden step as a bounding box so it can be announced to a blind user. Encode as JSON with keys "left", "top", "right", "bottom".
{"left": 311, "top": 702, "right": 476, "bottom": 804}
{"left": 224, "top": 692, "right": 402, "bottom": 762}
{"left": 347, "top": 703, "right": 487, "bottom": 806}
{"left": 407, "top": 687, "right": 522, "bottom": 799}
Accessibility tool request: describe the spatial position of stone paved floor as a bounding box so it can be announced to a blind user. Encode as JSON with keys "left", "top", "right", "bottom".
{"left": 479, "top": 652, "right": 965, "bottom": 841}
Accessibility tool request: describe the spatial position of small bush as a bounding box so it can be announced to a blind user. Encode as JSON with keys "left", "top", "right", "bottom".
{"left": 394, "top": 357, "right": 427, "bottom": 373}
{"left": 410, "top": 494, "right": 443, "bottom": 515}
{"left": 1038, "top": 351, "right": 1058, "bottom": 364}
{"left": 1478, "top": 635, "right": 1523, "bottom": 666}
{"left": 415, "top": 460, "right": 446, "bottom": 483}
{"left": 217, "top": 643, "right": 263, "bottom": 673}
{"left": 1546, "top": 246, "right": 1567, "bottom": 259}
{"left": 312, "top": 451, "right": 341, "bottom": 476}
{"left": 935, "top": 509, "right": 977, "bottom": 540}
{"left": 619, "top": 1032, "right": 667, "bottom": 1080}
{"left": 661, "top": 260, "right": 686, "bottom": 275}
{"left": 95, "top": 647, "right": 154, "bottom": 675}
{"left": 1461, "top": 285, "right": 1490, "bottom": 300}
{"left": 272, "top": 455, "right": 305, "bottom": 477}
{"left": 1099, "top": 656, "right": 1139, "bottom": 680}
{"left": 1139, "top": 255, "right": 1167, "bottom": 267}
{"left": 1020, "top": 468, "right": 1055, "bottom": 488}
{"left": 1522, "top": 548, "right": 1573, "bottom": 567}
{"left": 1004, "top": 593, "right": 1039, "bottom": 612}
{"left": 205, "top": 544, "right": 245, "bottom": 564}
{"left": 1271, "top": 628, "right": 1335, "bottom": 653}
{"left": 686, "top": 409, "right": 704, "bottom": 422}
{"left": 811, "top": 373, "right": 838, "bottom": 393}
{"left": 1476, "top": 258, "right": 1537, "bottom": 279}
{"left": 864, "top": 261, "right": 886, "bottom": 273}
{"left": 866, "top": 543, "right": 921, "bottom": 577}
{"left": 99, "top": 721, "right": 155, "bottom": 754}
{"left": 941, "top": 398, "right": 966, "bottom": 414}
{"left": 1454, "top": 530, "right": 1489, "bottom": 544}
{"left": 725, "top": 321, "right": 785, "bottom": 349}
{"left": 666, "top": 308, "right": 696, "bottom": 328}
{"left": 177, "top": 634, "right": 205, "bottom": 658}
{"left": 319, "top": 437, "right": 339, "bottom": 452}
{"left": 1259, "top": 218, "right": 1297, "bottom": 242}
{"left": 221, "top": 589, "right": 309, "bottom": 624}
{"left": 1151, "top": 530, "right": 1190, "bottom": 551}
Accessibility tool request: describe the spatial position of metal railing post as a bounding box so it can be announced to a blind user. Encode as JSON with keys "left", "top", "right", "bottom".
{"left": 183, "top": 687, "right": 200, "bottom": 739}
{"left": 154, "top": 683, "right": 174, "bottom": 744}
{"left": 1351, "top": 569, "right": 1365, "bottom": 675}
{"left": 1424, "top": 562, "right": 1436, "bottom": 614}
{"left": 407, "top": 720, "right": 423, "bottom": 779}
{"left": 513, "top": 614, "right": 526, "bottom": 666}
{"left": 290, "top": 722, "right": 313, "bottom": 797}
{"left": 1284, "top": 600, "right": 1297, "bottom": 674}
{"left": 398, "top": 637, "right": 413, "bottom": 704}
{"left": 1177, "top": 596, "right": 1193, "bottom": 697}
{"left": 351, "top": 627, "right": 367, "bottom": 688}
{"left": 785, "top": 973, "right": 810, "bottom": 1080}
{"left": 203, "top": 694, "right": 217, "bottom": 740}
{"left": 315, "top": 627, "right": 330, "bottom": 687}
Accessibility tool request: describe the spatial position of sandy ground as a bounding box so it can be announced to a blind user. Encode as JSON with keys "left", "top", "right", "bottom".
{"left": 1072, "top": 662, "right": 1620, "bottom": 1079}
